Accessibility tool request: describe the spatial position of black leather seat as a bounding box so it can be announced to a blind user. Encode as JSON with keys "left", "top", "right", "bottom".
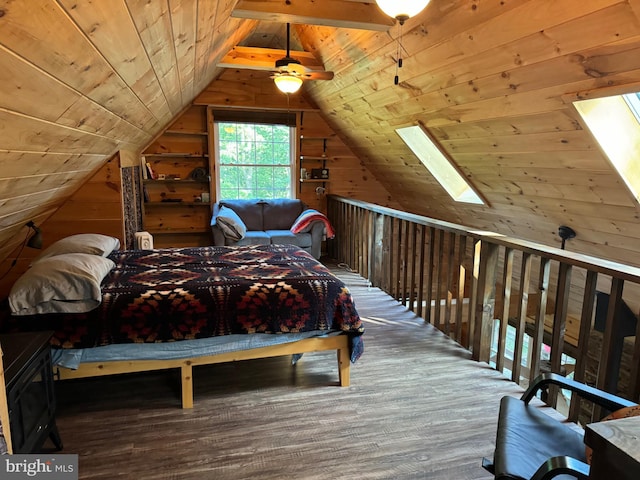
{"left": 483, "top": 373, "right": 637, "bottom": 480}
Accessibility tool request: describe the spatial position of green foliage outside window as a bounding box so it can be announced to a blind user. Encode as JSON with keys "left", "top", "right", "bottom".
{"left": 217, "top": 122, "right": 293, "bottom": 199}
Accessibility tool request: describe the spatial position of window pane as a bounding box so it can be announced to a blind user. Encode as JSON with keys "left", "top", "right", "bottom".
{"left": 216, "top": 121, "right": 293, "bottom": 200}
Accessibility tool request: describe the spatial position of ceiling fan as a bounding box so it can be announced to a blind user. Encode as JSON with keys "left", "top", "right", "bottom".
{"left": 271, "top": 23, "right": 334, "bottom": 93}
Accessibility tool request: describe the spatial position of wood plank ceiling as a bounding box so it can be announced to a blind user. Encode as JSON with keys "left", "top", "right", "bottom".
{"left": 2, "top": 0, "right": 640, "bottom": 267}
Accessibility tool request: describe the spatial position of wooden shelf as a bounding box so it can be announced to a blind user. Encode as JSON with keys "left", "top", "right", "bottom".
{"left": 300, "top": 156, "right": 328, "bottom": 161}
{"left": 144, "top": 201, "right": 211, "bottom": 207}
{"left": 300, "top": 179, "right": 329, "bottom": 183}
{"left": 144, "top": 153, "right": 208, "bottom": 158}
{"left": 164, "top": 130, "right": 207, "bottom": 136}
{"left": 143, "top": 179, "right": 209, "bottom": 184}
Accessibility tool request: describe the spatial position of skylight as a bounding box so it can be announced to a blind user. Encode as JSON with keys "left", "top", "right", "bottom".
{"left": 574, "top": 94, "right": 640, "bottom": 204}
{"left": 396, "top": 125, "right": 485, "bottom": 205}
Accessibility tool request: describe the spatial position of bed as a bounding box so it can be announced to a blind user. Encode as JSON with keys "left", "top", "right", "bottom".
{"left": 1, "top": 237, "right": 364, "bottom": 408}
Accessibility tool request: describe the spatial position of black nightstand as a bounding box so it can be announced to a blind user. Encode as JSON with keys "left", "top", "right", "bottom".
{"left": 1, "top": 331, "right": 63, "bottom": 453}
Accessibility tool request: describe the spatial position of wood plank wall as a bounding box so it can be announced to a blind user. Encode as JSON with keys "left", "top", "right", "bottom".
{"left": 0, "top": 0, "right": 257, "bottom": 272}
{"left": 298, "top": 0, "right": 640, "bottom": 268}
{"left": 142, "top": 68, "right": 399, "bottom": 248}
{"left": 0, "top": 65, "right": 399, "bottom": 295}
{"left": 3, "top": 1, "right": 640, "bottom": 305}
{"left": 0, "top": 155, "right": 124, "bottom": 299}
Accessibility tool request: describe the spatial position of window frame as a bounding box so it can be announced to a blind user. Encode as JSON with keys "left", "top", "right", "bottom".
{"left": 573, "top": 92, "right": 640, "bottom": 205}
{"left": 212, "top": 110, "right": 297, "bottom": 201}
{"left": 395, "top": 123, "right": 486, "bottom": 205}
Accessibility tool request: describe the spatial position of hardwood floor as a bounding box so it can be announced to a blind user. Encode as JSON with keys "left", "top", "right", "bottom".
{"left": 53, "top": 264, "right": 527, "bottom": 479}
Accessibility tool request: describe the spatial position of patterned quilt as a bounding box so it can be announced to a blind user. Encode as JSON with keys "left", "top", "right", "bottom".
{"left": 0, "top": 244, "right": 364, "bottom": 361}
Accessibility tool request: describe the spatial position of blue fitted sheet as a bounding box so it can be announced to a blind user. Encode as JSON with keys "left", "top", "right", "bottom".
{"left": 52, "top": 330, "right": 340, "bottom": 370}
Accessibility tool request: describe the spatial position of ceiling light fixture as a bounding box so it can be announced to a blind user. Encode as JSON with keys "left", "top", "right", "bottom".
{"left": 274, "top": 73, "right": 303, "bottom": 94}
{"left": 375, "top": 0, "right": 430, "bottom": 25}
{"left": 273, "top": 23, "right": 303, "bottom": 94}
{"left": 376, "top": 0, "right": 430, "bottom": 85}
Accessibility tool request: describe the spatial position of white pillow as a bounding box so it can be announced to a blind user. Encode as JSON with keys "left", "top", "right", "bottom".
{"left": 9, "top": 253, "right": 115, "bottom": 315}
{"left": 216, "top": 206, "right": 247, "bottom": 241}
{"left": 32, "top": 233, "right": 120, "bottom": 264}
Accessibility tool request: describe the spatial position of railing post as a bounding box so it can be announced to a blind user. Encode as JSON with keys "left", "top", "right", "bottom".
{"left": 472, "top": 241, "right": 500, "bottom": 363}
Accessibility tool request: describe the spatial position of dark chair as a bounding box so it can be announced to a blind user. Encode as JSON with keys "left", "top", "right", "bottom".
{"left": 483, "top": 373, "right": 637, "bottom": 480}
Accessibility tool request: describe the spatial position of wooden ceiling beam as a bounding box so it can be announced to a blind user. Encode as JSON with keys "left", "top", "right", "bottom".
{"left": 231, "top": 0, "right": 394, "bottom": 31}
{"left": 217, "top": 46, "right": 325, "bottom": 71}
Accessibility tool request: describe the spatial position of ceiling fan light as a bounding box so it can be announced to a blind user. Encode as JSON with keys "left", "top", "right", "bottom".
{"left": 274, "top": 74, "right": 303, "bottom": 94}
{"left": 376, "top": 0, "right": 430, "bottom": 23}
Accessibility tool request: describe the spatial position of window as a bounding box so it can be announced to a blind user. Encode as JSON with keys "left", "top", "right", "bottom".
{"left": 214, "top": 115, "right": 295, "bottom": 200}
{"left": 396, "top": 124, "right": 485, "bottom": 205}
{"left": 574, "top": 93, "right": 640, "bottom": 204}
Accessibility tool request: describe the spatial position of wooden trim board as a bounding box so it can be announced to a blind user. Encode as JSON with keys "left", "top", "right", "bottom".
{"left": 56, "top": 335, "right": 351, "bottom": 408}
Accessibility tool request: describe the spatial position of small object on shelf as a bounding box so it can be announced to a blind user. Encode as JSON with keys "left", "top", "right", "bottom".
{"left": 143, "top": 186, "right": 150, "bottom": 203}
{"left": 146, "top": 162, "right": 157, "bottom": 179}
{"left": 157, "top": 173, "right": 166, "bottom": 180}
{"left": 201, "top": 192, "right": 210, "bottom": 203}
{"left": 141, "top": 156, "right": 148, "bottom": 179}
{"left": 190, "top": 167, "right": 208, "bottom": 181}
{"left": 311, "top": 168, "right": 329, "bottom": 179}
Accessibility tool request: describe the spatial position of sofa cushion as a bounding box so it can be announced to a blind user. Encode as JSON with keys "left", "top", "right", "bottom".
{"left": 267, "top": 230, "right": 312, "bottom": 249}
{"left": 215, "top": 206, "right": 247, "bottom": 241}
{"left": 219, "top": 199, "right": 264, "bottom": 231}
{"left": 234, "top": 231, "right": 271, "bottom": 246}
{"left": 262, "top": 199, "right": 304, "bottom": 230}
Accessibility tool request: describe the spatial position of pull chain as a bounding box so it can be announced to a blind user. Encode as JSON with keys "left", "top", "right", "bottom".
{"left": 395, "top": 23, "right": 403, "bottom": 85}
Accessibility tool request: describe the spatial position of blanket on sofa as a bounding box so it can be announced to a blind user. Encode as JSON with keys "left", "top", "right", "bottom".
{"left": 291, "top": 209, "right": 335, "bottom": 238}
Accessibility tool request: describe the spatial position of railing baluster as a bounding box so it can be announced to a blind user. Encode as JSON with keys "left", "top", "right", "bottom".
{"left": 395, "top": 219, "right": 403, "bottom": 302}
{"left": 433, "top": 230, "right": 444, "bottom": 330}
{"left": 444, "top": 232, "right": 455, "bottom": 336}
{"left": 408, "top": 223, "right": 418, "bottom": 312}
{"left": 425, "top": 227, "right": 435, "bottom": 325}
{"left": 416, "top": 225, "right": 426, "bottom": 319}
{"left": 326, "top": 195, "right": 640, "bottom": 406}
{"left": 513, "top": 253, "right": 532, "bottom": 384}
{"left": 529, "top": 257, "right": 551, "bottom": 382}
{"left": 569, "top": 270, "right": 598, "bottom": 422}
{"left": 385, "top": 216, "right": 393, "bottom": 294}
{"left": 497, "top": 248, "right": 514, "bottom": 373}
{"left": 472, "top": 241, "right": 500, "bottom": 363}
{"left": 401, "top": 220, "right": 410, "bottom": 307}
{"left": 455, "top": 235, "right": 467, "bottom": 345}
{"left": 548, "top": 262, "right": 572, "bottom": 407}
{"left": 598, "top": 277, "right": 625, "bottom": 394}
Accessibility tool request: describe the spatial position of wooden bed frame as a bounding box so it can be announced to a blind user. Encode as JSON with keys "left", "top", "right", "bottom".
{"left": 56, "top": 334, "right": 351, "bottom": 408}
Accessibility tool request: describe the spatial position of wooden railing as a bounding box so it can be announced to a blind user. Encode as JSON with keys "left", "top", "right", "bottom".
{"left": 327, "top": 195, "right": 640, "bottom": 420}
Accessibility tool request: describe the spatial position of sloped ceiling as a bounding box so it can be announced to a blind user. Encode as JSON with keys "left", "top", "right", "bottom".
{"left": 2, "top": 0, "right": 640, "bottom": 265}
